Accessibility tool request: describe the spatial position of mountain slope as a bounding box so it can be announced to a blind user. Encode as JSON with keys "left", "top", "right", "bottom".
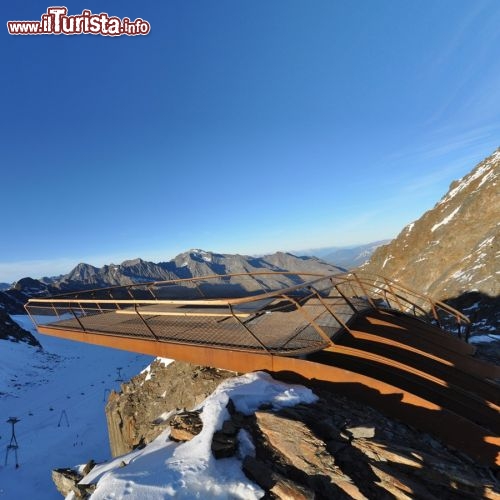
{"left": 362, "top": 148, "right": 499, "bottom": 331}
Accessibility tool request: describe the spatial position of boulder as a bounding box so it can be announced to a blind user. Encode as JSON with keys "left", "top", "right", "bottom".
{"left": 169, "top": 411, "right": 203, "bottom": 442}
{"left": 52, "top": 468, "right": 81, "bottom": 497}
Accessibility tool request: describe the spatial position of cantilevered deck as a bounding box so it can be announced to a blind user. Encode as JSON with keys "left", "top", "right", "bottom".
{"left": 25, "top": 272, "right": 500, "bottom": 467}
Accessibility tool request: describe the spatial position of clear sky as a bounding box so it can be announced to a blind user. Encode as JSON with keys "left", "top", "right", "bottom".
{"left": 1, "top": 1, "right": 500, "bottom": 282}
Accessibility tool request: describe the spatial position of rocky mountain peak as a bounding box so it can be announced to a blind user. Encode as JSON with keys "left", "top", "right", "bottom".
{"left": 13, "top": 277, "right": 49, "bottom": 295}
{"left": 120, "top": 258, "right": 145, "bottom": 267}
{"left": 65, "top": 262, "right": 100, "bottom": 280}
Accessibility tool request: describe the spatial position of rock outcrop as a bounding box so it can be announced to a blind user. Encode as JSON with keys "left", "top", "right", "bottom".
{"left": 102, "top": 361, "right": 499, "bottom": 499}
{"left": 105, "top": 359, "right": 236, "bottom": 457}
{"left": 238, "top": 391, "right": 498, "bottom": 499}
{"left": 52, "top": 461, "right": 96, "bottom": 499}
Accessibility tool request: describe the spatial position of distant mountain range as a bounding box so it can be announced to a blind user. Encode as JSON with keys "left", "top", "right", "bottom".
{"left": 7, "top": 250, "right": 343, "bottom": 299}
{"left": 0, "top": 242, "right": 386, "bottom": 292}
{"left": 320, "top": 240, "right": 391, "bottom": 269}
{"left": 362, "top": 148, "right": 499, "bottom": 333}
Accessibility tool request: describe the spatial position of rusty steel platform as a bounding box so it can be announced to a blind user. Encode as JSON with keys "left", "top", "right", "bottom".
{"left": 25, "top": 272, "right": 500, "bottom": 467}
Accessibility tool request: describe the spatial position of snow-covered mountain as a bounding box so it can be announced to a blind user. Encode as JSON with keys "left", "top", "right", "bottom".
{"left": 362, "top": 148, "right": 499, "bottom": 332}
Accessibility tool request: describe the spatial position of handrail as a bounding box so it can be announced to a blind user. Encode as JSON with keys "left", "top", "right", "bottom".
{"left": 25, "top": 271, "right": 471, "bottom": 345}
{"left": 349, "top": 272, "right": 470, "bottom": 323}
{"left": 338, "top": 272, "right": 470, "bottom": 338}
{"left": 27, "top": 274, "right": 331, "bottom": 307}
{"left": 25, "top": 272, "right": 340, "bottom": 356}
{"left": 48, "top": 271, "right": 329, "bottom": 299}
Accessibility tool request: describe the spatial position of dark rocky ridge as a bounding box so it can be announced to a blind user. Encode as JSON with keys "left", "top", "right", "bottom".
{"left": 0, "top": 310, "right": 40, "bottom": 346}
{"left": 0, "top": 284, "right": 45, "bottom": 347}
{"left": 361, "top": 148, "right": 500, "bottom": 333}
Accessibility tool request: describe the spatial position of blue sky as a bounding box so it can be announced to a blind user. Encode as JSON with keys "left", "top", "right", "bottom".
{"left": 1, "top": 1, "right": 500, "bottom": 282}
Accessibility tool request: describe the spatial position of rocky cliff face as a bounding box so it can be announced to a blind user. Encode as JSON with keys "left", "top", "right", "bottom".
{"left": 0, "top": 288, "right": 41, "bottom": 346}
{"left": 362, "top": 148, "right": 499, "bottom": 332}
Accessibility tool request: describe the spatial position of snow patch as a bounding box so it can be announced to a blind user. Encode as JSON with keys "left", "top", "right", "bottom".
{"left": 478, "top": 236, "right": 495, "bottom": 249}
{"left": 469, "top": 334, "right": 500, "bottom": 344}
{"left": 190, "top": 249, "right": 213, "bottom": 262}
{"left": 0, "top": 315, "right": 152, "bottom": 499}
{"left": 141, "top": 357, "right": 174, "bottom": 381}
{"left": 382, "top": 255, "right": 393, "bottom": 269}
{"left": 477, "top": 169, "right": 496, "bottom": 189}
{"left": 431, "top": 206, "right": 460, "bottom": 232}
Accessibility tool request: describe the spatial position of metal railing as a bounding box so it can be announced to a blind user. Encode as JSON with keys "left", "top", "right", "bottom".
{"left": 333, "top": 272, "right": 471, "bottom": 339}
{"left": 25, "top": 273, "right": 344, "bottom": 355}
{"left": 25, "top": 271, "right": 472, "bottom": 354}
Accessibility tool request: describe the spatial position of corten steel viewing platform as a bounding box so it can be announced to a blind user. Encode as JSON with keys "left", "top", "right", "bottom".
{"left": 25, "top": 272, "right": 500, "bottom": 467}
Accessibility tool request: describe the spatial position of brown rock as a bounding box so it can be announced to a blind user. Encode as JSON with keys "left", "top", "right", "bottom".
{"left": 243, "top": 456, "right": 314, "bottom": 500}
{"left": 52, "top": 468, "right": 82, "bottom": 497}
{"left": 345, "top": 426, "right": 375, "bottom": 440}
{"left": 169, "top": 411, "right": 202, "bottom": 442}
{"left": 81, "top": 459, "right": 96, "bottom": 476}
{"left": 72, "top": 483, "right": 96, "bottom": 499}
{"left": 254, "top": 411, "right": 366, "bottom": 499}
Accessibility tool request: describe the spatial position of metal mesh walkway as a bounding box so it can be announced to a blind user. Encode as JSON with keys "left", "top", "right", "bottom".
{"left": 25, "top": 271, "right": 471, "bottom": 356}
